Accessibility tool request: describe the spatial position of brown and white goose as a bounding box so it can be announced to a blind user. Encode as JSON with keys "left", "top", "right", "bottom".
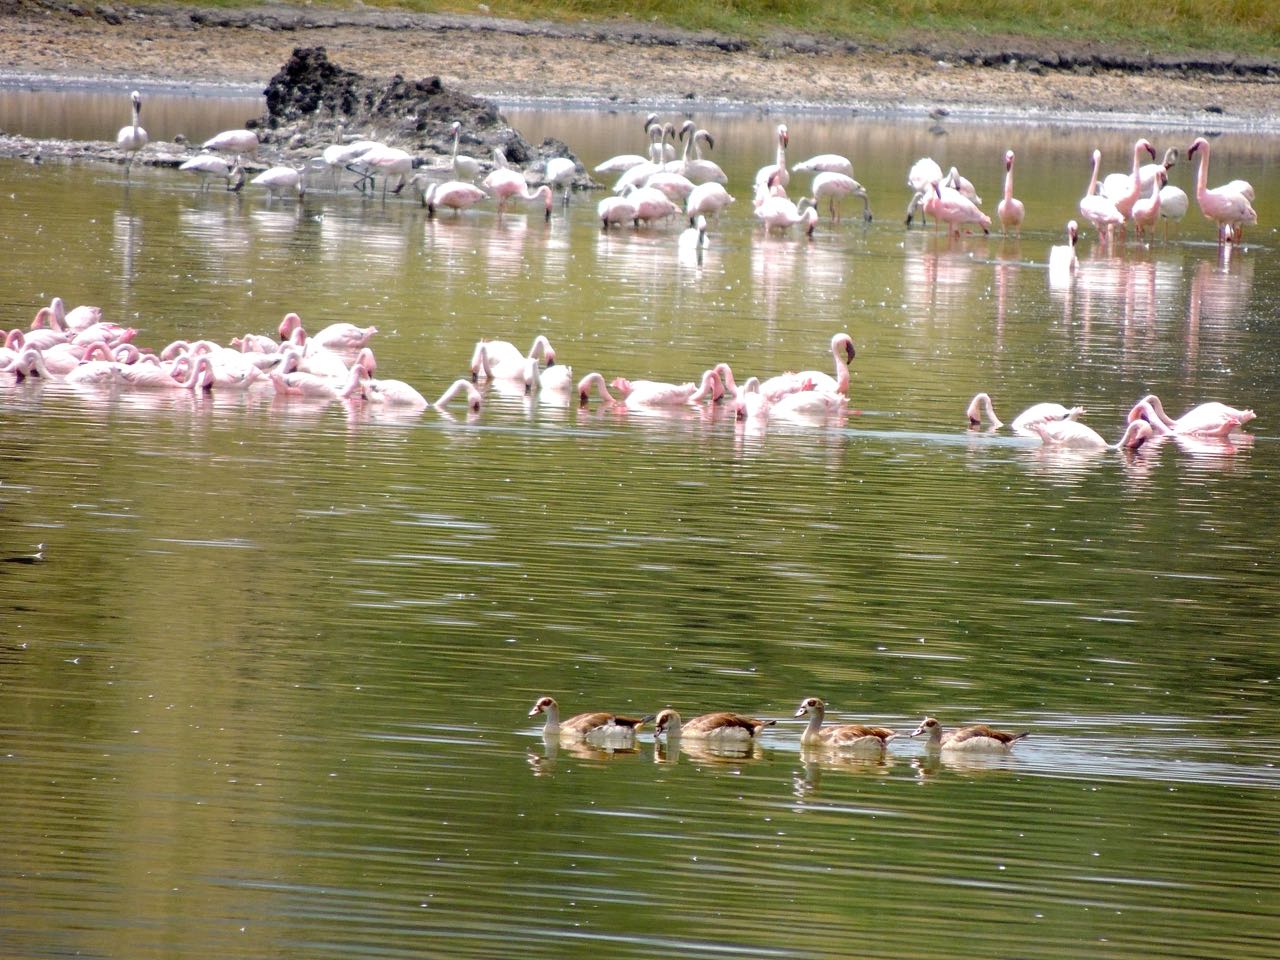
{"left": 653, "top": 709, "right": 776, "bottom": 743}
{"left": 794, "top": 697, "right": 898, "bottom": 752}
{"left": 528, "top": 696, "right": 649, "bottom": 740}
{"left": 910, "top": 716, "right": 1028, "bottom": 752}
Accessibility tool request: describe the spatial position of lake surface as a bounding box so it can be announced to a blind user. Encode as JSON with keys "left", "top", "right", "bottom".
{"left": 1, "top": 94, "right": 1278, "bottom": 960}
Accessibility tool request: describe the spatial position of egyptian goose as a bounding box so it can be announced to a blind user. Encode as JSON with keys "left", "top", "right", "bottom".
{"left": 910, "top": 716, "right": 1028, "bottom": 751}
{"left": 794, "top": 697, "right": 897, "bottom": 751}
{"left": 653, "top": 709, "right": 776, "bottom": 743}
{"left": 528, "top": 696, "right": 649, "bottom": 740}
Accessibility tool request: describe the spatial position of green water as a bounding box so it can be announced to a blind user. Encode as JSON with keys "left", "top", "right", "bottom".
{"left": 0, "top": 103, "right": 1277, "bottom": 960}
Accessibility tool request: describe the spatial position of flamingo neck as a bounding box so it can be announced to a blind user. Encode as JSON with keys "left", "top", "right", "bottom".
{"left": 1086, "top": 152, "right": 1102, "bottom": 196}
{"left": 1003, "top": 166, "right": 1015, "bottom": 203}
{"left": 1194, "top": 145, "right": 1210, "bottom": 199}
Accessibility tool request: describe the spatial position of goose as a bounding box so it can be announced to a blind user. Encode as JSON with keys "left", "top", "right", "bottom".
{"left": 910, "top": 716, "right": 1028, "bottom": 752}
{"left": 966, "top": 392, "right": 1085, "bottom": 433}
{"left": 794, "top": 697, "right": 898, "bottom": 752}
{"left": 653, "top": 709, "right": 776, "bottom": 742}
{"left": 529, "top": 696, "right": 649, "bottom": 740}
{"left": 116, "top": 90, "right": 148, "bottom": 179}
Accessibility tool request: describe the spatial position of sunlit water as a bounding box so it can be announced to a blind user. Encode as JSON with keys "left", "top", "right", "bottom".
{"left": 1, "top": 94, "right": 1278, "bottom": 960}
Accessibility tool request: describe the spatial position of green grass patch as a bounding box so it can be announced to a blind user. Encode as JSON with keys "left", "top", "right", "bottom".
{"left": 123, "top": 0, "right": 1280, "bottom": 56}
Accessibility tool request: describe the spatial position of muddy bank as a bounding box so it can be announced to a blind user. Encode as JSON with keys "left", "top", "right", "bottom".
{"left": 2, "top": 0, "right": 1278, "bottom": 130}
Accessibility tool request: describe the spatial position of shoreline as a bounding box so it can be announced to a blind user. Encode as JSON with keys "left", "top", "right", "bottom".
{"left": 1, "top": 3, "right": 1278, "bottom": 134}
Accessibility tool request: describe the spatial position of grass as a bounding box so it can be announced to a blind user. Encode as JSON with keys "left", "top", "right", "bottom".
{"left": 128, "top": 0, "right": 1280, "bottom": 57}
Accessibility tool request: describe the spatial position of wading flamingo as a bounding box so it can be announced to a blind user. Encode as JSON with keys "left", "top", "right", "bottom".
{"left": 1048, "top": 220, "right": 1080, "bottom": 278}
{"left": 811, "top": 172, "right": 872, "bottom": 223}
{"left": 928, "top": 181, "right": 990, "bottom": 236}
{"left": 179, "top": 153, "right": 232, "bottom": 191}
{"left": 202, "top": 128, "right": 259, "bottom": 157}
{"left": 1079, "top": 150, "right": 1125, "bottom": 244}
{"left": 997, "top": 150, "right": 1025, "bottom": 238}
{"left": 483, "top": 167, "right": 553, "bottom": 220}
{"left": 116, "top": 90, "right": 148, "bottom": 180}
{"left": 753, "top": 123, "right": 790, "bottom": 192}
{"left": 905, "top": 156, "right": 943, "bottom": 225}
{"left": 685, "top": 181, "right": 735, "bottom": 223}
{"left": 1187, "top": 137, "right": 1257, "bottom": 244}
{"left": 449, "top": 121, "right": 480, "bottom": 181}
{"left": 1100, "top": 138, "right": 1156, "bottom": 222}
{"left": 1131, "top": 170, "right": 1167, "bottom": 241}
{"left": 416, "top": 178, "right": 488, "bottom": 217}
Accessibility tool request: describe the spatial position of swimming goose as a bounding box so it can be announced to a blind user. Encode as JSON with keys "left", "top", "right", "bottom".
{"left": 910, "top": 716, "right": 1028, "bottom": 752}
{"left": 794, "top": 697, "right": 897, "bottom": 752}
{"left": 653, "top": 709, "right": 776, "bottom": 742}
{"left": 529, "top": 696, "right": 650, "bottom": 740}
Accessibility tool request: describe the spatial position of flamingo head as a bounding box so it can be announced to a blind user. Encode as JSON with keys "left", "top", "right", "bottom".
{"left": 1139, "top": 139, "right": 1156, "bottom": 160}
{"left": 777, "top": 124, "right": 789, "bottom": 148}
{"left": 1155, "top": 169, "right": 1168, "bottom": 188}
{"left": 1067, "top": 220, "right": 1079, "bottom": 247}
{"left": 1238, "top": 409, "right": 1257, "bottom": 424}
{"left": 278, "top": 312, "right": 302, "bottom": 340}
{"left": 131, "top": 90, "right": 142, "bottom": 113}
{"left": 966, "top": 393, "right": 988, "bottom": 427}
{"left": 836, "top": 334, "right": 856, "bottom": 365}
{"left": 679, "top": 120, "right": 694, "bottom": 141}
{"left": 529, "top": 696, "right": 556, "bottom": 718}
{"left": 1188, "top": 137, "right": 1208, "bottom": 159}
{"left": 1004, "top": 150, "right": 1015, "bottom": 170}
{"left": 698, "top": 130, "right": 715, "bottom": 151}
{"left": 1121, "top": 420, "right": 1154, "bottom": 450}
{"left": 1162, "top": 147, "right": 1179, "bottom": 169}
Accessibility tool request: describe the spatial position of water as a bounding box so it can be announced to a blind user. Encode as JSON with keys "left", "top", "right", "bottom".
{"left": 1, "top": 94, "right": 1278, "bottom": 960}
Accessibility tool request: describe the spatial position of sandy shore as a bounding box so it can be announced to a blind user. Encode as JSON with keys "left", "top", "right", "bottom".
{"left": 2, "top": 1, "right": 1278, "bottom": 130}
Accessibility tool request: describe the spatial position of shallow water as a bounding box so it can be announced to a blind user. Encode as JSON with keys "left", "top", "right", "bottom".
{"left": 1, "top": 96, "right": 1278, "bottom": 960}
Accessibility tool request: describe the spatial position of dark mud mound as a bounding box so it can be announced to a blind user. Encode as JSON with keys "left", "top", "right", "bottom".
{"left": 255, "top": 46, "right": 587, "bottom": 180}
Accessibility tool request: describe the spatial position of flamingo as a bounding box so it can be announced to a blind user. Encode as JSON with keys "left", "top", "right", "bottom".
{"left": 1029, "top": 418, "right": 1153, "bottom": 450}
{"left": 966, "top": 392, "right": 1085, "bottom": 432}
{"left": 625, "top": 185, "right": 680, "bottom": 226}
{"left": 997, "top": 150, "right": 1025, "bottom": 238}
{"left": 49, "top": 298, "right": 105, "bottom": 334}
{"left": 523, "top": 356, "right": 574, "bottom": 399}
{"left": 928, "top": 181, "right": 990, "bottom": 236}
{"left": 449, "top": 121, "right": 480, "bottom": 181}
{"left": 753, "top": 123, "right": 790, "bottom": 192}
{"left": 271, "top": 362, "right": 364, "bottom": 400}
{"left": 685, "top": 181, "right": 735, "bottom": 223}
{"left": 793, "top": 153, "right": 854, "bottom": 176}
{"left": 678, "top": 215, "right": 709, "bottom": 263}
{"left": 417, "top": 178, "right": 487, "bottom": 217}
{"left": 251, "top": 165, "right": 305, "bottom": 200}
{"left": 611, "top": 123, "right": 671, "bottom": 193}
{"left": 1131, "top": 170, "right": 1166, "bottom": 241}
{"left": 116, "top": 90, "right": 148, "bottom": 180}
{"left": 755, "top": 192, "right": 819, "bottom": 236}
{"left": 434, "top": 379, "right": 484, "bottom": 412}
{"left": 278, "top": 313, "right": 377, "bottom": 353}
{"left": 1187, "top": 137, "right": 1257, "bottom": 244}
{"left": 643, "top": 171, "right": 697, "bottom": 203}
{"left": 905, "top": 156, "right": 943, "bottom": 225}
{"left": 1048, "top": 220, "right": 1080, "bottom": 279}
{"left": 1138, "top": 146, "right": 1179, "bottom": 195}
{"left": 810, "top": 172, "right": 872, "bottom": 223}
{"left": 598, "top": 195, "right": 638, "bottom": 229}
{"left": 362, "top": 371, "right": 429, "bottom": 409}
{"left": 544, "top": 156, "right": 578, "bottom": 206}
{"left": 1127, "top": 394, "right": 1255, "bottom": 436}
{"left": 322, "top": 134, "right": 384, "bottom": 191}
{"left": 1158, "top": 182, "right": 1189, "bottom": 240}
{"left": 759, "top": 333, "right": 856, "bottom": 400}
{"left": 576, "top": 371, "right": 618, "bottom": 406}
{"left": 470, "top": 335, "right": 554, "bottom": 382}
{"left": 482, "top": 168, "right": 553, "bottom": 220}
{"left": 769, "top": 387, "right": 847, "bottom": 420}
{"left": 594, "top": 113, "right": 665, "bottom": 175}
{"left": 1099, "top": 138, "right": 1156, "bottom": 221}
{"left": 945, "top": 167, "right": 982, "bottom": 205}
{"left": 1079, "top": 150, "right": 1126, "bottom": 243}
{"left": 179, "top": 153, "right": 233, "bottom": 191}
{"left": 2, "top": 347, "right": 52, "bottom": 382}
{"left": 609, "top": 370, "right": 722, "bottom": 408}
{"left": 666, "top": 123, "right": 727, "bottom": 184}
{"left": 354, "top": 143, "right": 415, "bottom": 197}
{"left": 202, "top": 128, "right": 259, "bottom": 157}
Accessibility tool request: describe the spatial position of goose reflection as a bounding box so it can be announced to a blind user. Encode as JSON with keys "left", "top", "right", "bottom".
{"left": 793, "top": 746, "right": 893, "bottom": 798}
{"left": 527, "top": 736, "right": 643, "bottom": 775}
{"left": 653, "top": 738, "right": 766, "bottom": 765}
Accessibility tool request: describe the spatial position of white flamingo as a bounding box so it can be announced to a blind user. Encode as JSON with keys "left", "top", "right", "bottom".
{"left": 251, "top": 165, "right": 305, "bottom": 200}
{"left": 966, "top": 392, "right": 1085, "bottom": 433}
{"left": 685, "top": 181, "right": 735, "bottom": 223}
{"left": 434, "top": 379, "right": 484, "bottom": 412}
{"left": 753, "top": 123, "right": 790, "bottom": 193}
{"left": 905, "top": 156, "right": 943, "bottom": 225}
{"left": 482, "top": 168, "right": 553, "bottom": 220}
{"left": 997, "top": 150, "right": 1025, "bottom": 238}
{"left": 179, "top": 153, "right": 233, "bottom": 191}
{"left": 1127, "top": 394, "right": 1255, "bottom": 436}
{"left": 810, "top": 171, "right": 872, "bottom": 223}
{"left": 1048, "top": 220, "right": 1080, "bottom": 278}
{"left": 202, "top": 128, "right": 259, "bottom": 157}
{"left": 449, "top": 121, "right": 480, "bottom": 181}
{"left": 1080, "top": 150, "right": 1126, "bottom": 244}
{"left": 470, "top": 335, "right": 554, "bottom": 382}
{"left": 116, "top": 90, "right": 148, "bottom": 180}
{"left": 1029, "top": 418, "right": 1153, "bottom": 450}
{"left": 610, "top": 370, "right": 722, "bottom": 408}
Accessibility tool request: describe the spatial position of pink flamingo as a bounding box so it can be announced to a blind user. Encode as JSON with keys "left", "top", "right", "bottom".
{"left": 50, "top": 297, "right": 104, "bottom": 334}
{"left": 2, "top": 347, "right": 52, "bottom": 381}
{"left": 759, "top": 333, "right": 856, "bottom": 400}
{"left": 202, "top": 128, "right": 259, "bottom": 157}
{"left": 352, "top": 143, "right": 414, "bottom": 197}
{"left": 1079, "top": 150, "right": 1125, "bottom": 244}
{"left": 1131, "top": 170, "right": 1166, "bottom": 241}
{"left": 905, "top": 156, "right": 943, "bottom": 226}
{"left": 928, "top": 181, "right": 990, "bottom": 236}
{"left": 524, "top": 356, "right": 574, "bottom": 399}
{"left": 966, "top": 392, "right": 1085, "bottom": 433}
{"left": 576, "top": 372, "right": 618, "bottom": 406}
{"left": 753, "top": 123, "right": 790, "bottom": 193}
{"left": 418, "top": 179, "right": 488, "bottom": 217}
{"left": 1127, "top": 394, "right": 1255, "bottom": 436}
{"left": 768, "top": 387, "right": 847, "bottom": 420}
{"left": 685, "top": 181, "right": 735, "bottom": 223}
{"left": 277, "top": 312, "right": 377, "bottom": 353}
{"left": 482, "top": 168, "right": 553, "bottom": 220}
{"left": 434, "top": 379, "right": 484, "bottom": 412}
{"left": 609, "top": 370, "right": 722, "bottom": 408}
{"left": 997, "top": 150, "right": 1025, "bottom": 238}
{"left": 471, "top": 335, "right": 554, "bottom": 382}
{"left": 755, "top": 193, "right": 819, "bottom": 236}
{"left": 64, "top": 342, "right": 123, "bottom": 386}
{"left": 1187, "top": 137, "right": 1258, "bottom": 244}
{"left": 598, "top": 195, "right": 639, "bottom": 229}
{"left": 1029, "top": 418, "right": 1153, "bottom": 450}
{"left": 810, "top": 172, "right": 872, "bottom": 223}
{"left": 624, "top": 185, "right": 680, "bottom": 226}
{"left": 1100, "top": 138, "right": 1156, "bottom": 221}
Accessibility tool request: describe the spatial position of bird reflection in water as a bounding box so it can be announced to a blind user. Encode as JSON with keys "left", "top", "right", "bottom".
{"left": 1186, "top": 247, "right": 1255, "bottom": 366}
{"left": 902, "top": 233, "right": 978, "bottom": 323}
{"left": 527, "top": 735, "right": 644, "bottom": 776}
{"left": 653, "top": 738, "right": 765, "bottom": 766}
{"left": 793, "top": 746, "right": 893, "bottom": 799}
